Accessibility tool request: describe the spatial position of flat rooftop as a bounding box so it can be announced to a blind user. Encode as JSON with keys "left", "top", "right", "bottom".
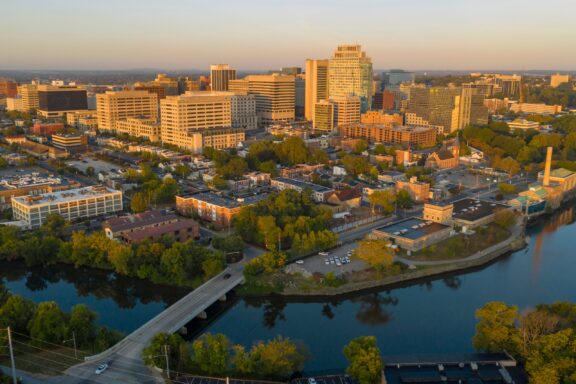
{"left": 273, "top": 177, "right": 334, "bottom": 193}
{"left": 180, "top": 192, "right": 268, "bottom": 208}
{"left": 13, "top": 185, "right": 120, "bottom": 206}
{"left": 0, "top": 173, "right": 66, "bottom": 191}
{"left": 375, "top": 217, "right": 450, "bottom": 240}
{"left": 452, "top": 198, "right": 508, "bottom": 223}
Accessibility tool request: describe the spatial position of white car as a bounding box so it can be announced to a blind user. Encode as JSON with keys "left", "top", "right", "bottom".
{"left": 95, "top": 363, "right": 109, "bottom": 375}
{"left": 319, "top": 251, "right": 329, "bottom": 256}
{"left": 295, "top": 260, "right": 304, "bottom": 265}
{"left": 324, "top": 259, "right": 329, "bottom": 265}
{"left": 308, "top": 378, "right": 317, "bottom": 384}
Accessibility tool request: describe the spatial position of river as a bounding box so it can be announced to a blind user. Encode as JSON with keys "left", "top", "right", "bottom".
{"left": 1, "top": 205, "right": 576, "bottom": 371}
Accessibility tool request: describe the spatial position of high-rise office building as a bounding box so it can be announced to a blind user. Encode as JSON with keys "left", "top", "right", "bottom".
{"left": 494, "top": 74, "right": 522, "bottom": 99}
{"left": 17, "top": 84, "right": 39, "bottom": 112}
{"left": 233, "top": 74, "right": 295, "bottom": 127}
{"left": 328, "top": 44, "right": 373, "bottom": 113}
{"left": 96, "top": 90, "right": 158, "bottom": 131}
{"left": 304, "top": 59, "right": 329, "bottom": 121}
{"left": 210, "top": 64, "right": 236, "bottom": 91}
{"left": 406, "top": 87, "right": 461, "bottom": 134}
{"left": 295, "top": 74, "right": 305, "bottom": 118}
{"left": 160, "top": 92, "right": 232, "bottom": 150}
{"left": 406, "top": 86, "right": 487, "bottom": 134}
{"left": 37, "top": 85, "right": 88, "bottom": 118}
{"left": 383, "top": 70, "right": 415, "bottom": 87}
{"left": 153, "top": 74, "right": 179, "bottom": 96}
{"left": 0, "top": 79, "right": 18, "bottom": 98}
{"left": 280, "top": 67, "right": 302, "bottom": 76}
{"left": 313, "top": 100, "right": 335, "bottom": 132}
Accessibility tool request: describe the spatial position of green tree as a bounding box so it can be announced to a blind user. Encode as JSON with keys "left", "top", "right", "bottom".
{"left": 174, "top": 164, "right": 192, "bottom": 179}
{"left": 396, "top": 189, "right": 413, "bottom": 209}
{"left": 497, "top": 183, "right": 517, "bottom": 195}
{"left": 368, "top": 190, "right": 396, "bottom": 214}
{"left": 353, "top": 239, "right": 395, "bottom": 274}
{"left": 494, "top": 209, "right": 516, "bottom": 230}
{"left": 473, "top": 301, "right": 521, "bottom": 356}
{"left": 526, "top": 328, "right": 576, "bottom": 384}
{"left": 191, "top": 333, "right": 231, "bottom": 375}
{"left": 85, "top": 166, "right": 95, "bottom": 177}
{"left": 0, "top": 157, "right": 8, "bottom": 168}
{"left": 28, "top": 301, "right": 68, "bottom": 344}
{"left": 131, "top": 191, "right": 150, "bottom": 213}
{"left": 244, "top": 336, "right": 306, "bottom": 379}
{"left": 143, "top": 332, "right": 186, "bottom": 371}
{"left": 343, "top": 336, "right": 383, "bottom": 384}
{"left": 68, "top": 304, "right": 98, "bottom": 348}
{"left": 0, "top": 295, "right": 35, "bottom": 334}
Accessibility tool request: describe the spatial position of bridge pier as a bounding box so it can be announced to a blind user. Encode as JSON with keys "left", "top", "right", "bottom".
{"left": 219, "top": 294, "right": 227, "bottom": 302}
{"left": 197, "top": 311, "right": 208, "bottom": 320}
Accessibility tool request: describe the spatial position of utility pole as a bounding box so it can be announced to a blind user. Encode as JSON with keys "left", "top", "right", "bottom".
{"left": 163, "top": 345, "right": 170, "bottom": 379}
{"left": 7, "top": 327, "right": 17, "bottom": 384}
{"left": 64, "top": 331, "right": 78, "bottom": 359}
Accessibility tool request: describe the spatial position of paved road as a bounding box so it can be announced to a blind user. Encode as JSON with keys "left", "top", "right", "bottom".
{"left": 61, "top": 261, "right": 247, "bottom": 383}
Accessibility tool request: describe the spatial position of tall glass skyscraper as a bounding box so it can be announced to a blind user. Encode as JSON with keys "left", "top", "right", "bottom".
{"left": 328, "top": 45, "right": 373, "bottom": 113}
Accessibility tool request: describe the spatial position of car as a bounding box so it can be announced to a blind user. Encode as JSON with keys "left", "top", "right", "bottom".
{"left": 222, "top": 273, "right": 232, "bottom": 280}
{"left": 295, "top": 260, "right": 304, "bottom": 265}
{"left": 330, "top": 259, "right": 335, "bottom": 264}
{"left": 308, "top": 378, "right": 317, "bottom": 384}
{"left": 324, "top": 260, "right": 329, "bottom": 265}
{"left": 95, "top": 363, "right": 109, "bottom": 375}
{"left": 319, "top": 251, "right": 329, "bottom": 256}
{"left": 336, "top": 260, "right": 342, "bottom": 266}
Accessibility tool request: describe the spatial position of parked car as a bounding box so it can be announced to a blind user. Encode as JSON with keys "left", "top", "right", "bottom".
{"left": 308, "top": 378, "right": 317, "bottom": 384}
{"left": 295, "top": 260, "right": 304, "bottom": 265}
{"left": 222, "top": 273, "right": 232, "bottom": 280}
{"left": 319, "top": 251, "right": 329, "bottom": 256}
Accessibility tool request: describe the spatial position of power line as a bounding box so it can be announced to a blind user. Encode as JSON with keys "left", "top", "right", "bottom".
{"left": 10, "top": 339, "right": 82, "bottom": 361}
{"left": 9, "top": 330, "right": 85, "bottom": 354}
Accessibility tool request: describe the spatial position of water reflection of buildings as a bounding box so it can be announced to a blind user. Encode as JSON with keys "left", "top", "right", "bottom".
{"left": 532, "top": 206, "right": 574, "bottom": 277}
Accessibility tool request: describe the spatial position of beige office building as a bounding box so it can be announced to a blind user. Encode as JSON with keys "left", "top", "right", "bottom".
{"left": 305, "top": 59, "right": 329, "bottom": 121}
{"left": 509, "top": 102, "right": 562, "bottom": 115}
{"left": 328, "top": 45, "right": 373, "bottom": 112}
{"left": 12, "top": 185, "right": 123, "bottom": 229}
{"left": 210, "top": 64, "right": 236, "bottom": 91}
{"left": 115, "top": 117, "right": 161, "bottom": 142}
{"left": 231, "top": 74, "right": 295, "bottom": 127}
{"left": 333, "top": 95, "right": 361, "bottom": 127}
{"left": 160, "top": 92, "right": 232, "bottom": 150}
{"left": 17, "top": 84, "right": 39, "bottom": 112}
{"left": 6, "top": 97, "right": 24, "bottom": 112}
{"left": 550, "top": 73, "right": 571, "bottom": 88}
{"left": 313, "top": 100, "right": 335, "bottom": 132}
{"left": 96, "top": 90, "right": 158, "bottom": 131}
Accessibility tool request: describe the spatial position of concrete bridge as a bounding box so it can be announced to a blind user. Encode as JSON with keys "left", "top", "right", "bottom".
{"left": 64, "top": 264, "right": 246, "bottom": 383}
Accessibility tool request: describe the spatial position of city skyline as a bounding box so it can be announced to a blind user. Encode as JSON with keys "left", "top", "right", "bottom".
{"left": 2, "top": 0, "right": 576, "bottom": 71}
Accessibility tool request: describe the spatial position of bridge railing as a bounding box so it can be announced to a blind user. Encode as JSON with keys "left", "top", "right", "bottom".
{"left": 84, "top": 268, "right": 244, "bottom": 362}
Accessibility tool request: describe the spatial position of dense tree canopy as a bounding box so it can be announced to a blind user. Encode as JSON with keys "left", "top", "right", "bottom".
{"left": 343, "top": 336, "right": 383, "bottom": 384}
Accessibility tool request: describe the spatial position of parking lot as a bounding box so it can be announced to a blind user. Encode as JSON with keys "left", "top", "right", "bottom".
{"left": 292, "top": 375, "right": 354, "bottom": 384}
{"left": 67, "top": 156, "right": 123, "bottom": 175}
{"left": 293, "top": 242, "right": 368, "bottom": 276}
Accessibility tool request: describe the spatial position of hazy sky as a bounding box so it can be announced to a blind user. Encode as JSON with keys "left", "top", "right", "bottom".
{"left": 2, "top": 0, "right": 575, "bottom": 71}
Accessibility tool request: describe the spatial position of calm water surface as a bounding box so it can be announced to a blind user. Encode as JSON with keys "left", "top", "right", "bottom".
{"left": 2, "top": 205, "right": 576, "bottom": 371}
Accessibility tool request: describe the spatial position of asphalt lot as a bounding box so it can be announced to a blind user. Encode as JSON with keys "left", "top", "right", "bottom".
{"left": 67, "top": 156, "right": 122, "bottom": 174}
{"left": 294, "top": 243, "right": 368, "bottom": 276}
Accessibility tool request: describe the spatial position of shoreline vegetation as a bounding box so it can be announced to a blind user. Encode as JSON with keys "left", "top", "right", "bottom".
{"left": 239, "top": 217, "right": 526, "bottom": 298}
